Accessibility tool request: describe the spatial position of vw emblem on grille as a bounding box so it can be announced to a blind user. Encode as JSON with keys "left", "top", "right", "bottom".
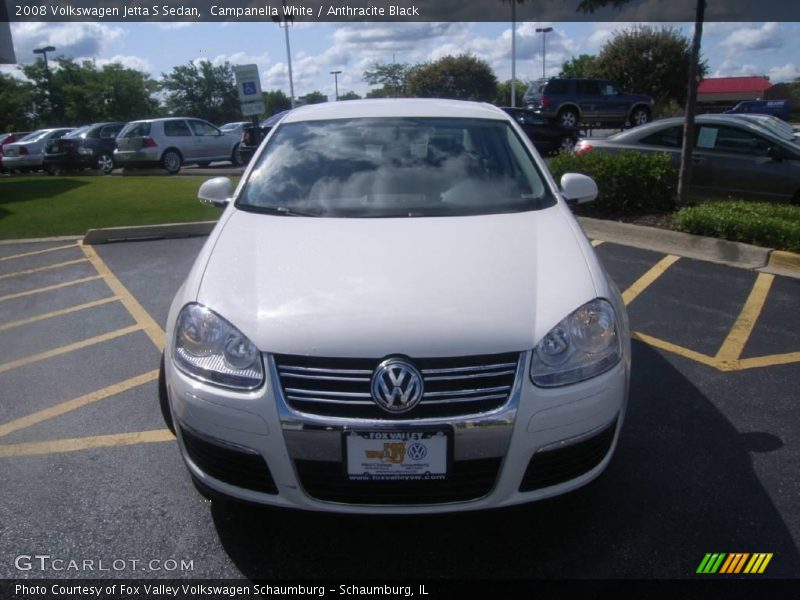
{"left": 371, "top": 358, "right": 424, "bottom": 414}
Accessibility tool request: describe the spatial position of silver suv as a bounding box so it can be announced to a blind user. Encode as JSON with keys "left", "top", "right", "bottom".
{"left": 114, "top": 117, "right": 242, "bottom": 174}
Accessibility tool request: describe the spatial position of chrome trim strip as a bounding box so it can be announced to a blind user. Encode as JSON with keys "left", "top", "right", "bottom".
{"left": 284, "top": 388, "right": 371, "bottom": 398}
{"left": 422, "top": 393, "right": 508, "bottom": 405}
{"left": 424, "top": 369, "right": 516, "bottom": 381}
{"left": 286, "top": 395, "right": 374, "bottom": 405}
{"left": 421, "top": 362, "right": 517, "bottom": 374}
{"left": 424, "top": 385, "right": 510, "bottom": 398}
{"left": 280, "top": 372, "right": 372, "bottom": 382}
{"left": 278, "top": 365, "right": 373, "bottom": 375}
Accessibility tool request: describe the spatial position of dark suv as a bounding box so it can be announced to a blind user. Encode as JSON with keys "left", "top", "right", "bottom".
{"left": 523, "top": 78, "right": 654, "bottom": 129}
{"left": 43, "top": 121, "right": 126, "bottom": 175}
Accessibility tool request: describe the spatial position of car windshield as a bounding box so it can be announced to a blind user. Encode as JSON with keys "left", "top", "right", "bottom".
{"left": 238, "top": 117, "right": 554, "bottom": 218}
{"left": 119, "top": 122, "right": 151, "bottom": 138}
{"left": 64, "top": 126, "right": 92, "bottom": 139}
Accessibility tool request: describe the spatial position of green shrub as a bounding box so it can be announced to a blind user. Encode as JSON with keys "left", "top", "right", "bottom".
{"left": 549, "top": 150, "right": 677, "bottom": 214}
{"left": 674, "top": 200, "right": 800, "bottom": 252}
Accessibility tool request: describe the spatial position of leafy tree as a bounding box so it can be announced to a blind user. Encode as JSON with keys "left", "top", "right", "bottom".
{"left": 406, "top": 54, "right": 497, "bottom": 102}
{"left": 592, "top": 26, "right": 707, "bottom": 114}
{"left": 161, "top": 60, "right": 240, "bottom": 124}
{"left": 579, "top": 0, "right": 707, "bottom": 207}
{"left": 300, "top": 91, "right": 327, "bottom": 104}
{"left": 494, "top": 79, "right": 526, "bottom": 107}
{"left": 363, "top": 61, "right": 410, "bottom": 97}
{"left": 338, "top": 91, "right": 361, "bottom": 101}
{"left": 0, "top": 72, "right": 35, "bottom": 130}
{"left": 560, "top": 54, "right": 599, "bottom": 78}
{"left": 263, "top": 89, "right": 292, "bottom": 115}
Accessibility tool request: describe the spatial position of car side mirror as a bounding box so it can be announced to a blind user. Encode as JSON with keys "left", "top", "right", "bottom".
{"left": 767, "top": 146, "right": 783, "bottom": 162}
{"left": 198, "top": 177, "right": 232, "bottom": 208}
{"left": 560, "top": 173, "right": 598, "bottom": 206}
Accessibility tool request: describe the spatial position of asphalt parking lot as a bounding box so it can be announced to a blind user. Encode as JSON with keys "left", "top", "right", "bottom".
{"left": 0, "top": 234, "right": 799, "bottom": 580}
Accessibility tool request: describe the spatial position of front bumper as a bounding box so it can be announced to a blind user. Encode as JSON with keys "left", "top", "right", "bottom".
{"left": 164, "top": 350, "right": 628, "bottom": 514}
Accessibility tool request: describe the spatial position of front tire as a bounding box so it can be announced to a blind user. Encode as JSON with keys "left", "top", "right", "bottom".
{"left": 630, "top": 107, "right": 651, "bottom": 127}
{"left": 559, "top": 137, "right": 576, "bottom": 154}
{"left": 558, "top": 108, "right": 579, "bottom": 128}
{"left": 95, "top": 153, "right": 114, "bottom": 175}
{"left": 161, "top": 149, "right": 182, "bottom": 175}
{"left": 231, "top": 143, "right": 243, "bottom": 167}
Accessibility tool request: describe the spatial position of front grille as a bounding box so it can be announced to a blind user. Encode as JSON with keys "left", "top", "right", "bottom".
{"left": 519, "top": 420, "right": 617, "bottom": 492}
{"left": 274, "top": 352, "right": 520, "bottom": 419}
{"left": 295, "top": 457, "right": 501, "bottom": 504}
{"left": 181, "top": 428, "right": 277, "bottom": 494}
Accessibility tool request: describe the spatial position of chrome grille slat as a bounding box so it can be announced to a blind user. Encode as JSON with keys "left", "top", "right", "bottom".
{"left": 275, "top": 352, "right": 521, "bottom": 419}
{"left": 424, "top": 385, "right": 510, "bottom": 398}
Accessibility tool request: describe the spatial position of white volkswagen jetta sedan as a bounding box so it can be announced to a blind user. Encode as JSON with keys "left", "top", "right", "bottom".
{"left": 160, "top": 99, "right": 630, "bottom": 513}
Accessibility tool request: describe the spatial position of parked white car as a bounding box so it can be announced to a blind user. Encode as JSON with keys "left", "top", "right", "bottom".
{"left": 114, "top": 117, "right": 242, "bottom": 174}
{"left": 161, "top": 99, "right": 630, "bottom": 513}
{"left": 2, "top": 128, "right": 74, "bottom": 172}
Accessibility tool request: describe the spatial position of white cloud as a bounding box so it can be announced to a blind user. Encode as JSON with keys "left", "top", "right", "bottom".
{"left": 712, "top": 59, "right": 764, "bottom": 78}
{"left": 767, "top": 63, "right": 800, "bottom": 83}
{"left": 89, "top": 54, "right": 154, "bottom": 73}
{"left": 720, "top": 22, "right": 783, "bottom": 54}
{"left": 10, "top": 22, "right": 124, "bottom": 63}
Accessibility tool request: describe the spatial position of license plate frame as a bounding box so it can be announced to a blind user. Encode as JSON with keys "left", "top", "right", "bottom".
{"left": 344, "top": 429, "right": 451, "bottom": 482}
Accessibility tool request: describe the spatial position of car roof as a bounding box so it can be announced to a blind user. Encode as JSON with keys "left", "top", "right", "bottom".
{"left": 282, "top": 99, "right": 508, "bottom": 123}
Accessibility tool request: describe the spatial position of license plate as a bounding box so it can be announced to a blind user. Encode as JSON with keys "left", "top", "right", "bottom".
{"left": 345, "top": 430, "right": 448, "bottom": 481}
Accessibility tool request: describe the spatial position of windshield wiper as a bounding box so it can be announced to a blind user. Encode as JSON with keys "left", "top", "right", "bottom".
{"left": 262, "top": 206, "right": 318, "bottom": 217}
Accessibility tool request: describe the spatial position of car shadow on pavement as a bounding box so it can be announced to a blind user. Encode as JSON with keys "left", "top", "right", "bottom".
{"left": 210, "top": 341, "right": 799, "bottom": 579}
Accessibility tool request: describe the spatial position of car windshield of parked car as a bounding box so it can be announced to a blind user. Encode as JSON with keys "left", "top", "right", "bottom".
{"left": 238, "top": 117, "right": 554, "bottom": 218}
{"left": 119, "top": 122, "right": 151, "bottom": 138}
{"left": 64, "top": 126, "right": 92, "bottom": 139}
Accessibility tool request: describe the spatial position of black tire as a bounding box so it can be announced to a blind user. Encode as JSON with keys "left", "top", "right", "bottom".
{"left": 630, "top": 106, "right": 651, "bottom": 127}
{"left": 158, "top": 354, "right": 176, "bottom": 435}
{"left": 45, "top": 164, "right": 62, "bottom": 176}
{"left": 161, "top": 149, "right": 182, "bottom": 174}
{"left": 559, "top": 137, "right": 576, "bottom": 154}
{"left": 95, "top": 153, "right": 114, "bottom": 175}
{"left": 231, "top": 143, "right": 243, "bottom": 167}
{"left": 558, "top": 107, "right": 579, "bottom": 128}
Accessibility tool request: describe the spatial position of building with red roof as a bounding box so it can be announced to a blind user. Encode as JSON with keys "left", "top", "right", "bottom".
{"left": 697, "top": 76, "right": 773, "bottom": 109}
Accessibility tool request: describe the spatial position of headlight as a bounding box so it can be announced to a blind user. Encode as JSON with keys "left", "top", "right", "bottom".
{"left": 173, "top": 303, "right": 264, "bottom": 390}
{"left": 530, "top": 298, "right": 621, "bottom": 387}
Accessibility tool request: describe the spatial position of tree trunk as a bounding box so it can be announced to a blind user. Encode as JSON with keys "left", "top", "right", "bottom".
{"left": 676, "top": 0, "right": 706, "bottom": 207}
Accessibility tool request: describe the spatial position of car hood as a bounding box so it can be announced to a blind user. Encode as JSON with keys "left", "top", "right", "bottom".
{"left": 196, "top": 207, "right": 598, "bottom": 358}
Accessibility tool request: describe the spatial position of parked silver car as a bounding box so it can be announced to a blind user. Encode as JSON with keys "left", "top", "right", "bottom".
{"left": 219, "top": 121, "right": 250, "bottom": 137}
{"left": 114, "top": 117, "right": 243, "bottom": 174}
{"left": 574, "top": 115, "right": 800, "bottom": 203}
{"left": 2, "top": 128, "right": 74, "bottom": 172}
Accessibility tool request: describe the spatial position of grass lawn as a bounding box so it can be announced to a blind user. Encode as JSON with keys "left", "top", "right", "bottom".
{"left": 0, "top": 175, "right": 230, "bottom": 239}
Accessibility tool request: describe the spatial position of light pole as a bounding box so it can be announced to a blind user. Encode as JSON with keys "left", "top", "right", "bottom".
{"left": 272, "top": 5, "right": 295, "bottom": 108}
{"left": 535, "top": 27, "right": 553, "bottom": 80}
{"left": 511, "top": 1, "right": 517, "bottom": 107}
{"left": 330, "top": 70, "right": 342, "bottom": 101}
{"left": 33, "top": 45, "right": 56, "bottom": 117}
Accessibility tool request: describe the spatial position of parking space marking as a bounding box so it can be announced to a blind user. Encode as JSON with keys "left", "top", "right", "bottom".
{"left": 0, "top": 325, "right": 141, "bottom": 375}
{"left": 0, "top": 296, "right": 120, "bottom": 332}
{"left": 0, "top": 370, "right": 158, "bottom": 438}
{"left": 0, "top": 275, "right": 102, "bottom": 303}
{"left": 631, "top": 331, "right": 719, "bottom": 369}
{"left": 715, "top": 272, "right": 775, "bottom": 367}
{"left": 0, "top": 243, "right": 78, "bottom": 262}
{"left": 0, "top": 258, "right": 88, "bottom": 281}
{"left": 80, "top": 243, "right": 165, "bottom": 351}
{"left": 622, "top": 255, "right": 680, "bottom": 306}
{"left": 0, "top": 429, "right": 174, "bottom": 458}
{"left": 735, "top": 351, "right": 800, "bottom": 372}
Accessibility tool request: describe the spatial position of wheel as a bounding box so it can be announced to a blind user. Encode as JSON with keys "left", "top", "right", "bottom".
{"left": 158, "top": 354, "right": 176, "bottom": 435}
{"left": 231, "top": 143, "right": 243, "bottom": 167}
{"left": 196, "top": 162, "right": 211, "bottom": 168}
{"left": 161, "top": 149, "right": 182, "bottom": 174}
{"left": 95, "top": 153, "right": 114, "bottom": 175}
{"left": 44, "top": 164, "right": 63, "bottom": 176}
{"left": 559, "top": 137, "right": 576, "bottom": 153}
{"left": 630, "top": 107, "right": 651, "bottom": 127}
{"left": 558, "top": 108, "right": 579, "bottom": 128}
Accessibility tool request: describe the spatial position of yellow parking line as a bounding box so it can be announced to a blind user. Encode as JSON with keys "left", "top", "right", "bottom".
{"left": 0, "top": 370, "right": 158, "bottom": 438}
{"left": 732, "top": 352, "right": 800, "bottom": 372}
{"left": 0, "top": 243, "right": 78, "bottom": 262}
{"left": 80, "top": 243, "right": 165, "bottom": 351}
{"left": 0, "top": 429, "right": 174, "bottom": 458}
{"left": 591, "top": 240, "right": 604, "bottom": 247}
{"left": 0, "top": 275, "right": 102, "bottom": 303}
{"left": 622, "top": 255, "right": 680, "bottom": 306}
{"left": 0, "top": 325, "right": 141, "bottom": 375}
{"left": 0, "top": 258, "right": 88, "bottom": 280}
{"left": 715, "top": 273, "right": 775, "bottom": 366}
{"left": 0, "top": 296, "right": 119, "bottom": 332}
{"left": 631, "top": 331, "right": 719, "bottom": 368}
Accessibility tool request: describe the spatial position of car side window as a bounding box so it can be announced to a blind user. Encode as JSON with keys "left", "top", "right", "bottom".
{"left": 640, "top": 126, "right": 683, "bottom": 148}
{"left": 697, "top": 125, "right": 771, "bottom": 156}
{"left": 190, "top": 120, "right": 219, "bottom": 136}
{"left": 164, "top": 120, "right": 192, "bottom": 137}
{"left": 576, "top": 80, "right": 601, "bottom": 95}
{"left": 601, "top": 83, "right": 618, "bottom": 96}
{"left": 546, "top": 80, "right": 569, "bottom": 95}
{"left": 100, "top": 125, "right": 123, "bottom": 139}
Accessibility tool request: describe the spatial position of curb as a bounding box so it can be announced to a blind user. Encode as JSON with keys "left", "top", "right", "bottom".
{"left": 763, "top": 250, "right": 800, "bottom": 279}
{"left": 83, "top": 221, "right": 217, "bottom": 244}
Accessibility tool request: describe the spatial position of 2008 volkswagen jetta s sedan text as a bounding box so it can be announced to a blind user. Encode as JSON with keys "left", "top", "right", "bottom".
{"left": 160, "top": 99, "right": 631, "bottom": 513}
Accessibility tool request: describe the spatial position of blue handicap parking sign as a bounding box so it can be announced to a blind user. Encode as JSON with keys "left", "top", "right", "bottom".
{"left": 242, "top": 81, "right": 257, "bottom": 96}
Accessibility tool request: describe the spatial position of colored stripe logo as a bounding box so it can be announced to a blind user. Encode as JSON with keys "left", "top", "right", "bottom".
{"left": 697, "top": 553, "right": 773, "bottom": 574}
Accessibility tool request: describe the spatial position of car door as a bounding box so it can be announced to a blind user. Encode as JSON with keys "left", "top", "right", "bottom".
{"left": 695, "top": 123, "right": 795, "bottom": 201}
{"left": 575, "top": 80, "right": 602, "bottom": 122}
{"left": 597, "top": 81, "right": 628, "bottom": 121}
{"left": 636, "top": 124, "right": 713, "bottom": 198}
{"left": 188, "top": 120, "right": 229, "bottom": 160}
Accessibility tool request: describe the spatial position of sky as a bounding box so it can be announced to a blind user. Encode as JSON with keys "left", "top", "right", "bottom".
{"left": 4, "top": 20, "right": 800, "bottom": 102}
